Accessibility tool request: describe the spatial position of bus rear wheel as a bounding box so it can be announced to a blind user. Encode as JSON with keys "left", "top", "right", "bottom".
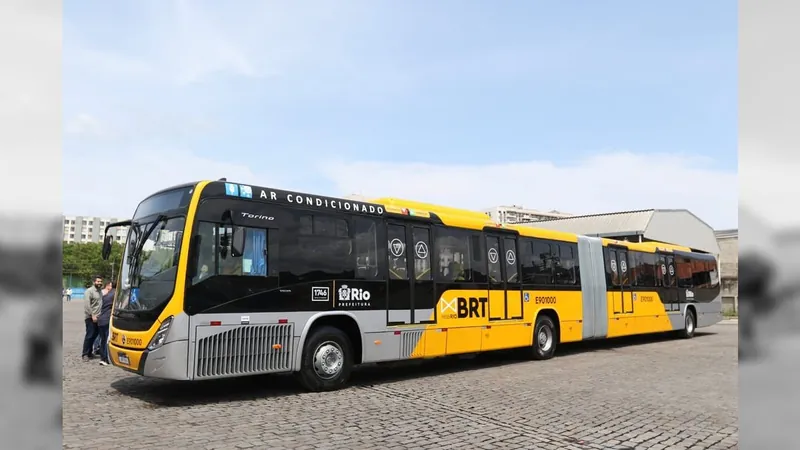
{"left": 530, "top": 315, "right": 557, "bottom": 360}
{"left": 297, "top": 326, "right": 354, "bottom": 392}
{"left": 679, "top": 309, "right": 696, "bottom": 339}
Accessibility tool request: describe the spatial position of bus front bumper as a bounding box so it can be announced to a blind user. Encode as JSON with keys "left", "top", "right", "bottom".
{"left": 108, "top": 340, "right": 190, "bottom": 380}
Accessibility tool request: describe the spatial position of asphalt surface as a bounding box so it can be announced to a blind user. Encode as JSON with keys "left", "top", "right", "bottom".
{"left": 63, "top": 301, "right": 738, "bottom": 450}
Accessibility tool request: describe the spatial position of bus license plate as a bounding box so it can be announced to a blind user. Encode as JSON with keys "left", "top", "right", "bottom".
{"left": 118, "top": 353, "right": 130, "bottom": 365}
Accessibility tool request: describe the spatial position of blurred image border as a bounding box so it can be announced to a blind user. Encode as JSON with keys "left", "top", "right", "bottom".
{"left": 0, "top": 0, "right": 64, "bottom": 449}
{"left": 739, "top": 0, "right": 800, "bottom": 448}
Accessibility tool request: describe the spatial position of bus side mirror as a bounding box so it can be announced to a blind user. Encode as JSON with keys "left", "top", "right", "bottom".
{"left": 231, "top": 228, "right": 245, "bottom": 258}
{"left": 101, "top": 235, "right": 113, "bottom": 260}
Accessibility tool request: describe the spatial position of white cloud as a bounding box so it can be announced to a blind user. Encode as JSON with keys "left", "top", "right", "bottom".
{"left": 318, "top": 151, "right": 738, "bottom": 229}
{"left": 62, "top": 147, "right": 270, "bottom": 218}
{"left": 739, "top": 141, "right": 799, "bottom": 228}
{"left": 64, "top": 113, "right": 104, "bottom": 137}
{"left": 0, "top": 0, "right": 61, "bottom": 218}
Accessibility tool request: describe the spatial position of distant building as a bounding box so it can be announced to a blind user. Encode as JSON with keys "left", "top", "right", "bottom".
{"left": 518, "top": 209, "right": 721, "bottom": 255}
{"left": 715, "top": 229, "right": 738, "bottom": 313}
{"left": 62, "top": 215, "right": 128, "bottom": 244}
{"left": 483, "top": 205, "right": 573, "bottom": 224}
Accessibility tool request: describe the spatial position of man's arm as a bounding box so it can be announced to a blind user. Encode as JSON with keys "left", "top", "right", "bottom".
{"left": 91, "top": 292, "right": 102, "bottom": 317}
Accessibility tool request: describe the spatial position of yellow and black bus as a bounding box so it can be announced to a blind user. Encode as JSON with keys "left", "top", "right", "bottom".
{"left": 102, "top": 179, "right": 722, "bottom": 391}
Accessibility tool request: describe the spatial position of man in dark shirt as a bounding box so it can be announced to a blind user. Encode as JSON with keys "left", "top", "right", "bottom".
{"left": 97, "top": 281, "right": 116, "bottom": 366}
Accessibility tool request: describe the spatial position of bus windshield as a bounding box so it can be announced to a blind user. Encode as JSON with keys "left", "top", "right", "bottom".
{"left": 115, "top": 216, "right": 185, "bottom": 312}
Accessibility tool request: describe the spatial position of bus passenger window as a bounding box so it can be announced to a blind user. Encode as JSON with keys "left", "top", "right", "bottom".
{"left": 635, "top": 252, "right": 657, "bottom": 287}
{"left": 469, "top": 234, "right": 488, "bottom": 283}
{"left": 354, "top": 217, "right": 381, "bottom": 280}
{"left": 435, "top": 228, "right": 472, "bottom": 282}
{"left": 676, "top": 257, "right": 693, "bottom": 288}
{"left": 519, "top": 239, "right": 535, "bottom": 284}
{"left": 691, "top": 258, "right": 716, "bottom": 288}
{"left": 241, "top": 228, "right": 268, "bottom": 276}
{"left": 555, "top": 244, "right": 576, "bottom": 285}
{"left": 532, "top": 242, "right": 553, "bottom": 285}
{"left": 219, "top": 226, "right": 268, "bottom": 277}
{"left": 708, "top": 261, "right": 719, "bottom": 287}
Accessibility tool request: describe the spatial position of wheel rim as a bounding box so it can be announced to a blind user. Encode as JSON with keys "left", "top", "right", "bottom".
{"left": 686, "top": 313, "right": 694, "bottom": 334}
{"left": 537, "top": 325, "right": 553, "bottom": 352}
{"left": 312, "top": 341, "right": 344, "bottom": 380}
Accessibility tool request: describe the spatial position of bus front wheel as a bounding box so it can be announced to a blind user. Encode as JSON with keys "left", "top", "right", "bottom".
{"left": 297, "top": 326, "right": 354, "bottom": 392}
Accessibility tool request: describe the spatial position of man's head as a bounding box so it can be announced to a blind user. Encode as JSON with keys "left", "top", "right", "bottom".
{"left": 104, "top": 280, "right": 112, "bottom": 291}
{"left": 93, "top": 276, "right": 103, "bottom": 289}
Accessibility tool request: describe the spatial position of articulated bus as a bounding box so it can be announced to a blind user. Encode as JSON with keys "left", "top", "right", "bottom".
{"left": 102, "top": 179, "right": 722, "bottom": 392}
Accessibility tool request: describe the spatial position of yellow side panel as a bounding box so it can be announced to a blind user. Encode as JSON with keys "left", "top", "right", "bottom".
{"left": 607, "top": 316, "right": 633, "bottom": 337}
{"left": 482, "top": 323, "right": 531, "bottom": 351}
{"left": 424, "top": 329, "right": 447, "bottom": 357}
{"left": 507, "top": 291, "right": 523, "bottom": 319}
{"left": 446, "top": 327, "right": 482, "bottom": 355}
{"left": 635, "top": 291, "right": 676, "bottom": 333}
{"left": 488, "top": 290, "right": 506, "bottom": 320}
{"left": 524, "top": 290, "right": 583, "bottom": 323}
{"left": 559, "top": 321, "right": 583, "bottom": 343}
{"left": 606, "top": 290, "right": 676, "bottom": 337}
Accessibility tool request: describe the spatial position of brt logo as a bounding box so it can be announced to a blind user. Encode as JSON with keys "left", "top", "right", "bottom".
{"left": 440, "top": 297, "right": 488, "bottom": 319}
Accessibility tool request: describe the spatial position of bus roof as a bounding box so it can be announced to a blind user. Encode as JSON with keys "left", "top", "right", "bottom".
{"left": 198, "top": 179, "right": 705, "bottom": 255}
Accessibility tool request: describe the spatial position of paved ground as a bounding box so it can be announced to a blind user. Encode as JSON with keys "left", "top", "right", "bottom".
{"left": 63, "top": 301, "right": 738, "bottom": 450}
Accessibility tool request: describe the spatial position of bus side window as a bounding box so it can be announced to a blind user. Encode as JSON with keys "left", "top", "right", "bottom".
{"left": 532, "top": 241, "right": 553, "bottom": 285}
{"left": 241, "top": 228, "right": 268, "bottom": 276}
{"left": 676, "top": 256, "right": 693, "bottom": 288}
{"left": 434, "top": 228, "right": 472, "bottom": 282}
{"left": 519, "top": 239, "right": 535, "bottom": 284}
{"left": 469, "top": 233, "right": 487, "bottom": 283}
{"left": 354, "top": 217, "right": 381, "bottom": 280}
{"left": 555, "top": 243, "right": 576, "bottom": 285}
{"left": 220, "top": 226, "right": 268, "bottom": 277}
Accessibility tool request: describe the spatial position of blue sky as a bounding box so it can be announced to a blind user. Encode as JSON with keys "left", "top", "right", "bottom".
{"left": 63, "top": 1, "right": 737, "bottom": 228}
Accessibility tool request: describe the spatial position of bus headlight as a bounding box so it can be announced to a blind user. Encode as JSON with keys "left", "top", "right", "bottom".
{"left": 147, "top": 316, "right": 174, "bottom": 351}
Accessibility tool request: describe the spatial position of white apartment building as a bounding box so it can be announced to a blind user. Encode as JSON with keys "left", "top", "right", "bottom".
{"left": 62, "top": 215, "right": 129, "bottom": 244}
{"left": 483, "top": 205, "right": 573, "bottom": 224}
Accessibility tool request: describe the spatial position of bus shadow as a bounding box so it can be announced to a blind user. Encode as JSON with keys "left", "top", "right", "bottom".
{"left": 109, "top": 330, "right": 716, "bottom": 407}
{"left": 109, "top": 355, "right": 520, "bottom": 407}
{"left": 556, "top": 330, "right": 715, "bottom": 356}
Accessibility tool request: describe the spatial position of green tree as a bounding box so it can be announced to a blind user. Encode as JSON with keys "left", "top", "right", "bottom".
{"left": 62, "top": 242, "right": 124, "bottom": 286}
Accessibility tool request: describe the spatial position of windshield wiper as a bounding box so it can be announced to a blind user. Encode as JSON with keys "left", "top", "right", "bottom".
{"left": 128, "top": 214, "right": 166, "bottom": 286}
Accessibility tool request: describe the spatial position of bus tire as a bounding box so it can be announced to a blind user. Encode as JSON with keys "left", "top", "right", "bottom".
{"left": 679, "top": 308, "right": 696, "bottom": 339}
{"left": 296, "top": 326, "right": 354, "bottom": 392}
{"left": 530, "top": 315, "right": 557, "bottom": 360}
